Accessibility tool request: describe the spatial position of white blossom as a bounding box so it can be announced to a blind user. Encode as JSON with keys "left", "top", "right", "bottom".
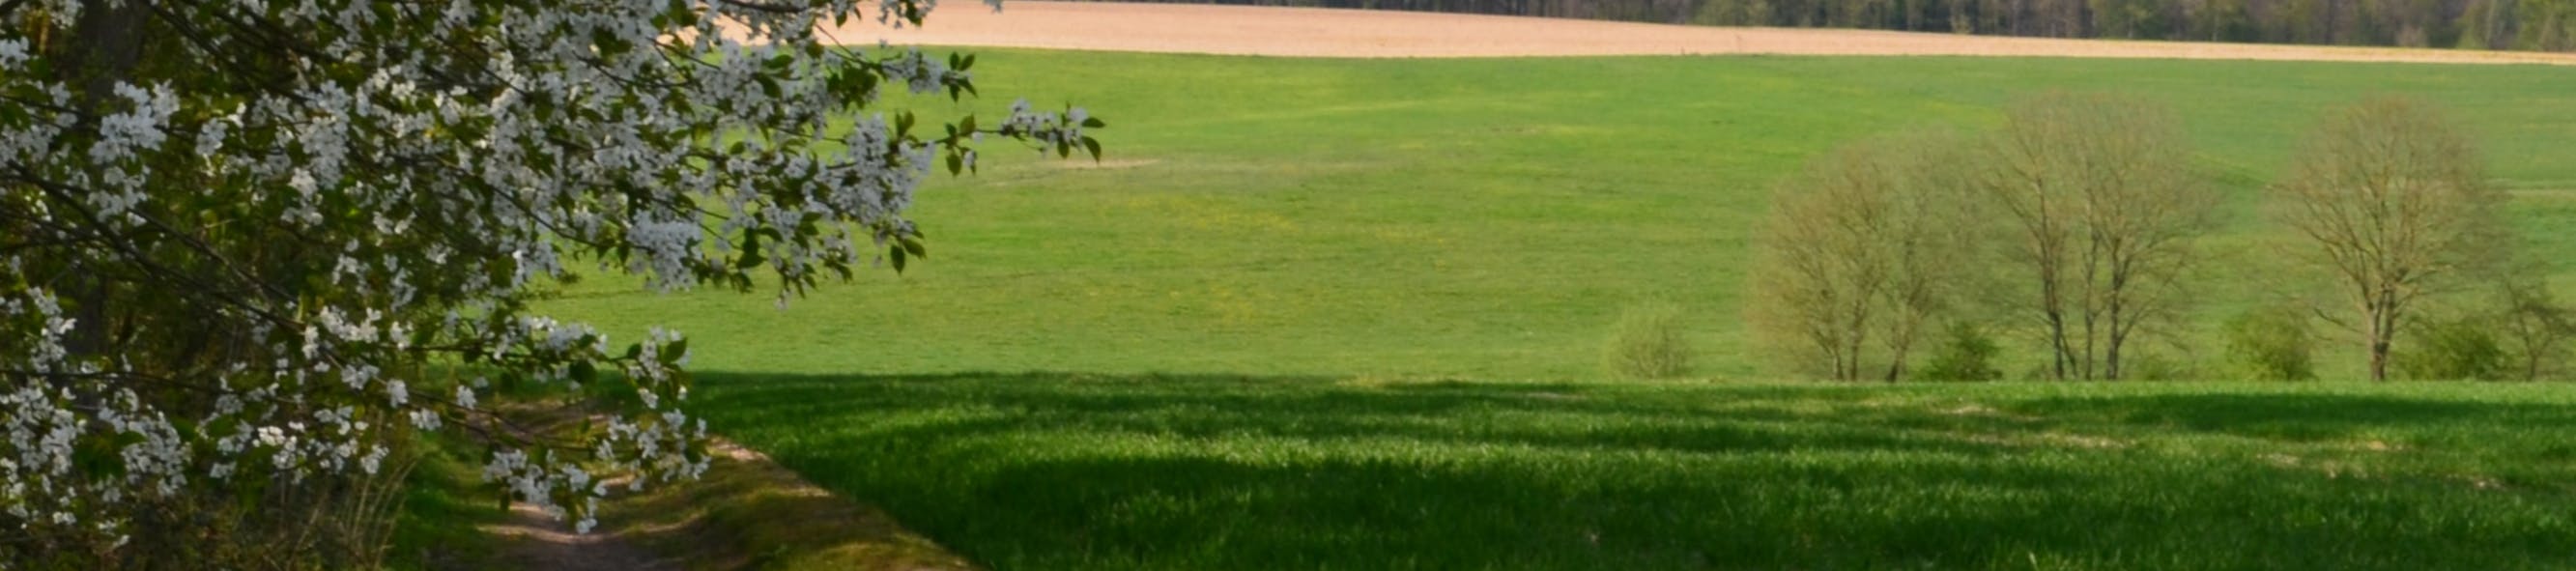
{"left": 0, "top": 38, "right": 26, "bottom": 70}
{"left": 0, "top": 0, "right": 1103, "bottom": 550}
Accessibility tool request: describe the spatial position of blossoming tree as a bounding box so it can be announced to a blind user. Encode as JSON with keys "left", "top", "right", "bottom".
{"left": 0, "top": 0, "right": 1097, "bottom": 565}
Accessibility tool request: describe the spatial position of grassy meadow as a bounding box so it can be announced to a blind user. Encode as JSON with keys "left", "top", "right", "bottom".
{"left": 546, "top": 50, "right": 2576, "bottom": 381}
{"left": 529, "top": 51, "right": 2576, "bottom": 568}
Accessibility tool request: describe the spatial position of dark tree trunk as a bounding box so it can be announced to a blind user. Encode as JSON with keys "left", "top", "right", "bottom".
{"left": 56, "top": 0, "right": 155, "bottom": 360}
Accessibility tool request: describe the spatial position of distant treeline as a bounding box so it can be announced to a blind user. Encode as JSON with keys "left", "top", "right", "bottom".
{"left": 1079, "top": 0, "right": 2576, "bottom": 50}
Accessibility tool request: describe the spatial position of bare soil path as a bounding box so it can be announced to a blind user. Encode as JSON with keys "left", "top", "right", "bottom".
{"left": 474, "top": 439, "right": 974, "bottom": 571}
{"left": 485, "top": 503, "right": 682, "bottom": 571}
{"left": 814, "top": 0, "right": 2576, "bottom": 64}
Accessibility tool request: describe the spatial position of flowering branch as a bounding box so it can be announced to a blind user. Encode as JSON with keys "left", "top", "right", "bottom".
{"left": 0, "top": 0, "right": 1102, "bottom": 560}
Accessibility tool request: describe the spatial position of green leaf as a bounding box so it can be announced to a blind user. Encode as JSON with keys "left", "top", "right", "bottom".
{"left": 660, "top": 339, "right": 690, "bottom": 366}
{"left": 737, "top": 230, "right": 765, "bottom": 269}
{"left": 889, "top": 245, "right": 908, "bottom": 272}
{"left": 591, "top": 29, "right": 632, "bottom": 57}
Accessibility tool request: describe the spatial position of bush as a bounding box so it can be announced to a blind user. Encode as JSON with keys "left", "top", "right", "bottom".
{"left": 2224, "top": 307, "right": 2317, "bottom": 381}
{"left": 1916, "top": 323, "right": 2004, "bottom": 382}
{"left": 1603, "top": 303, "right": 1693, "bottom": 380}
{"left": 2399, "top": 316, "right": 2510, "bottom": 381}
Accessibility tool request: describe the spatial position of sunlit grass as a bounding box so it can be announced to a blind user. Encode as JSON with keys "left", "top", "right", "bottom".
{"left": 543, "top": 51, "right": 2576, "bottom": 381}
{"left": 700, "top": 374, "right": 2576, "bottom": 570}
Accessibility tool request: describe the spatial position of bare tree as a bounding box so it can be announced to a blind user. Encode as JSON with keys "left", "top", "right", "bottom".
{"left": 1969, "top": 92, "right": 2217, "bottom": 381}
{"left": 1874, "top": 131, "right": 1986, "bottom": 382}
{"left": 2473, "top": 239, "right": 2576, "bottom": 382}
{"left": 2496, "top": 272, "right": 2574, "bottom": 381}
{"left": 1748, "top": 130, "right": 1977, "bottom": 382}
{"left": 1749, "top": 144, "right": 1886, "bottom": 382}
{"left": 2273, "top": 98, "right": 2505, "bottom": 382}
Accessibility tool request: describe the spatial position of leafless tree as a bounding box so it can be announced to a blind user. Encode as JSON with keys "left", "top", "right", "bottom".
{"left": 2496, "top": 271, "right": 2574, "bottom": 381}
{"left": 1748, "top": 130, "right": 1978, "bottom": 382}
{"left": 2273, "top": 97, "right": 2506, "bottom": 382}
{"left": 1969, "top": 92, "right": 2217, "bottom": 381}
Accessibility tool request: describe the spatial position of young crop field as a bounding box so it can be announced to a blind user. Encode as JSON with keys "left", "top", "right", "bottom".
{"left": 543, "top": 50, "right": 2576, "bottom": 382}
{"left": 518, "top": 48, "right": 2576, "bottom": 569}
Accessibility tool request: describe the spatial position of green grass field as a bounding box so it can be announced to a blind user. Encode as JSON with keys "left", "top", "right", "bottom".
{"left": 545, "top": 50, "right": 2576, "bottom": 382}
{"left": 699, "top": 375, "right": 2575, "bottom": 570}
{"left": 531, "top": 51, "right": 2576, "bottom": 569}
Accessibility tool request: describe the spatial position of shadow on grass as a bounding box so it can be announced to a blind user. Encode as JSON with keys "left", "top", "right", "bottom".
{"left": 691, "top": 371, "right": 2576, "bottom": 571}
{"left": 388, "top": 433, "right": 516, "bottom": 571}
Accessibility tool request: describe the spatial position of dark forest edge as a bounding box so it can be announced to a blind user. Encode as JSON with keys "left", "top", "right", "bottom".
{"left": 1068, "top": 0, "right": 2576, "bottom": 51}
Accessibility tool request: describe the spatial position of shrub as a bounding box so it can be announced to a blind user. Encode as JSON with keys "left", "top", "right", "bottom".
{"left": 1916, "top": 323, "right": 2004, "bottom": 382}
{"left": 2224, "top": 307, "right": 2317, "bottom": 381}
{"left": 1604, "top": 303, "right": 1693, "bottom": 380}
{"left": 2399, "top": 316, "right": 2510, "bottom": 381}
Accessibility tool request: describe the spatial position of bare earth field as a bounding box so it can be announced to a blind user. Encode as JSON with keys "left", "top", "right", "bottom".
{"left": 810, "top": 1, "right": 2576, "bottom": 64}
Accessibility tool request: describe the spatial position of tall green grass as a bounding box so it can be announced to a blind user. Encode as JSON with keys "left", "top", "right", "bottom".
{"left": 701, "top": 374, "right": 2576, "bottom": 570}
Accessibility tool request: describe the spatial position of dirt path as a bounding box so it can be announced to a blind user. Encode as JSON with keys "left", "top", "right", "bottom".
{"left": 809, "top": 1, "right": 2576, "bottom": 64}
{"left": 473, "top": 439, "right": 975, "bottom": 571}
{"left": 484, "top": 503, "right": 682, "bottom": 571}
